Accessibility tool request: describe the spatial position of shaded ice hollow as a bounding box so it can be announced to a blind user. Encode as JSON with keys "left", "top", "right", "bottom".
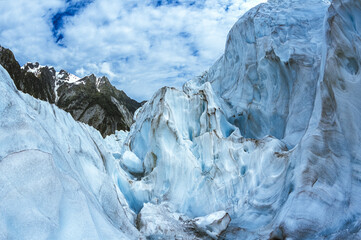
{"left": 0, "top": 0, "right": 361, "bottom": 239}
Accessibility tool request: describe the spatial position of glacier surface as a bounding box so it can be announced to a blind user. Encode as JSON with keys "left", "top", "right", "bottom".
{"left": 0, "top": 67, "right": 141, "bottom": 240}
{"left": 1, "top": 0, "right": 361, "bottom": 239}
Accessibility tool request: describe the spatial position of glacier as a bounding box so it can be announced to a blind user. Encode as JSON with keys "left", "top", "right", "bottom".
{"left": 1, "top": 0, "right": 361, "bottom": 239}
{"left": 0, "top": 66, "right": 141, "bottom": 239}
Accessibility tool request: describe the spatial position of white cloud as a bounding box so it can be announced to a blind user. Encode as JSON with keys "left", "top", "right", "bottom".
{"left": 0, "top": 0, "right": 267, "bottom": 101}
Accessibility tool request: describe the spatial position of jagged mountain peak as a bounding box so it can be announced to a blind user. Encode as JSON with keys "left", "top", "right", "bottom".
{"left": 56, "top": 69, "right": 80, "bottom": 83}
{"left": 0, "top": 47, "right": 141, "bottom": 137}
{"left": 23, "top": 62, "right": 41, "bottom": 70}
{"left": 0, "top": 45, "right": 22, "bottom": 82}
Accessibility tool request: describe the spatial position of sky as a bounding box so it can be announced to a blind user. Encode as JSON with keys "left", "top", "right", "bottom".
{"left": 0, "top": 0, "right": 266, "bottom": 101}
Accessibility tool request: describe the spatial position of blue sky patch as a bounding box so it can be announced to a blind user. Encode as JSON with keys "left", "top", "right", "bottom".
{"left": 51, "top": 0, "right": 94, "bottom": 45}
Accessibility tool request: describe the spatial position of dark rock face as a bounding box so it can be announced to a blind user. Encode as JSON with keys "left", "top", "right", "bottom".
{"left": 0, "top": 45, "right": 141, "bottom": 137}
{"left": 0, "top": 46, "right": 21, "bottom": 84}
{"left": 0, "top": 47, "right": 56, "bottom": 103}
{"left": 56, "top": 74, "right": 140, "bottom": 136}
{"left": 22, "top": 62, "right": 57, "bottom": 103}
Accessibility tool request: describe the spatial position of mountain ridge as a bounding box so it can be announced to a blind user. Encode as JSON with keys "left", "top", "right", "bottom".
{"left": 0, "top": 46, "right": 141, "bottom": 136}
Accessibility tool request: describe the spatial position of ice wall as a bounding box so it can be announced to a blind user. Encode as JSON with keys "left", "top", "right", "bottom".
{"left": 0, "top": 66, "right": 140, "bottom": 240}
{"left": 117, "top": 0, "right": 361, "bottom": 238}
{"left": 189, "top": 0, "right": 330, "bottom": 147}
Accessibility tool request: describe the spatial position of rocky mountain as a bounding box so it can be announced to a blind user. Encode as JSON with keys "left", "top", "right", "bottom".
{"left": 0, "top": 0, "right": 360, "bottom": 239}
{"left": 0, "top": 48, "right": 56, "bottom": 102}
{"left": 0, "top": 46, "right": 141, "bottom": 136}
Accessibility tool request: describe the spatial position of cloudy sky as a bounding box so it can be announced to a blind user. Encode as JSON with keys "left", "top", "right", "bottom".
{"left": 0, "top": 0, "right": 266, "bottom": 101}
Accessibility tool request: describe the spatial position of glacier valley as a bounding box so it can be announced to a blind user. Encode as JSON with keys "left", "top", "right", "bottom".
{"left": 0, "top": 0, "right": 361, "bottom": 239}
